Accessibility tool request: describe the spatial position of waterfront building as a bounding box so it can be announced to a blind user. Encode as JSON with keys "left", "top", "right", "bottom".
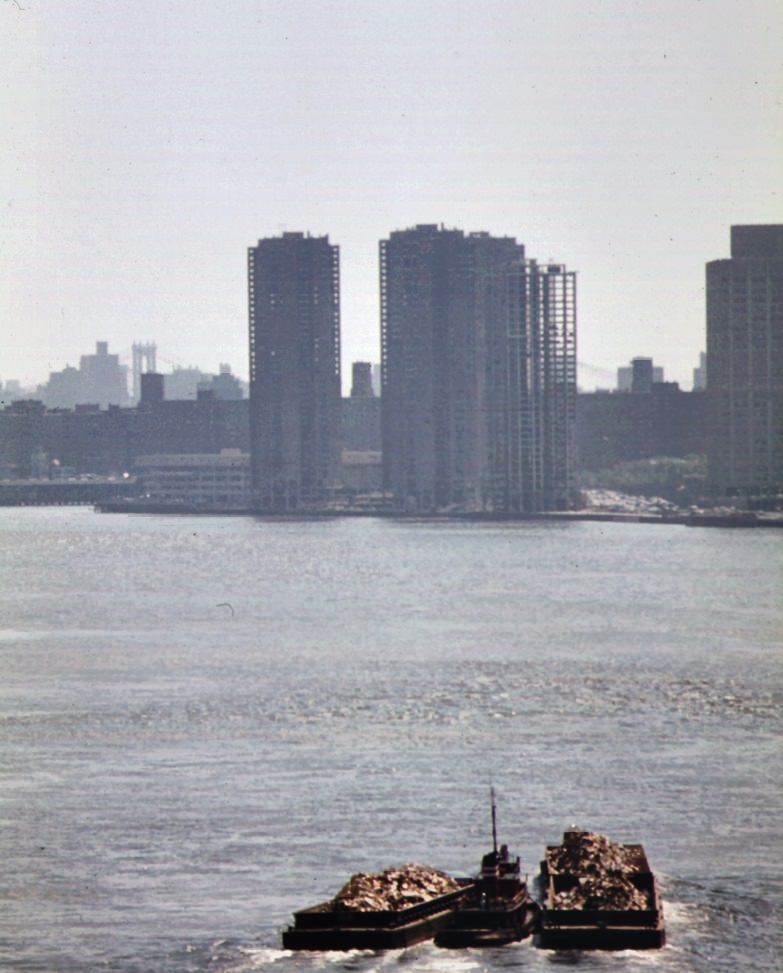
{"left": 706, "top": 225, "right": 783, "bottom": 497}
{"left": 380, "top": 224, "right": 576, "bottom": 512}
{"left": 135, "top": 450, "right": 251, "bottom": 508}
{"left": 0, "top": 396, "right": 249, "bottom": 478}
{"left": 248, "top": 232, "right": 341, "bottom": 510}
{"left": 576, "top": 386, "right": 707, "bottom": 471}
{"left": 341, "top": 449, "right": 383, "bottom": 493}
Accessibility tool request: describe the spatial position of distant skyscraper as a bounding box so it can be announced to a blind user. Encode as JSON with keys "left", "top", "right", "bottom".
{"left": 706, "top": 225, "right": 783, "bottom": 496}
{"left": 248, "top": 232, "right": 341, "bottom": 509}
{"left": 350, "top": 362, "right": 375, "bottom": 398}
{"left": 617, "top": 358, "right": 664, "bottom": 392}
{"left": 208, "top": 364, "right": 244, "bottom": 401}
{"left": 380, "top": 224, "right": 576, "bottom": 512}
{"left": 343, "top": 361, "right": 381, "bottom": 452}
{"left": 140, "top": 372, "right": 164, "bottom": 405}
{"left": 131, "top": 342, "right": 157, "bottom": 403}
{"left": 79, "top": 342, "right": 130, "bottom": 407}
{"left": 692, "top": 352, "right": 707, "bottom": 391}
{"left": 162, "top": 367, "right": 206, "bottom": 401}
{"left": 371, "top": 363, "right": 382, "bottom": 397}
{"left": 41, "top": 341, "right": 129, "bottom": 409}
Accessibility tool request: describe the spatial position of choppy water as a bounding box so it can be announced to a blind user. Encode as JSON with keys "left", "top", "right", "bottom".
{"left": 1, "top": 507, "right": 781, "bottom": 972}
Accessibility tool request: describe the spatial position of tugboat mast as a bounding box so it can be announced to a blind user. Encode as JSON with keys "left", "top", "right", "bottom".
{"left": 490, "top": 786, "right": 498, "bottom": 855}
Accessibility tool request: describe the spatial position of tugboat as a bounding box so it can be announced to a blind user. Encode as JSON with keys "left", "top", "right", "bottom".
{"left": 435, "top": 791, "right": 538, "bottom": 948}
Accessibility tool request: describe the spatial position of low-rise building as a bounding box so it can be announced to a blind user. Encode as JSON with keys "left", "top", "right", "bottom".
{"left": 576, "top": 387, "right": 707, "bottom": 471}
{"left": 135, "top": 450, "right": 251, "bottom": 508}
{"left": 341, "top": 450, "right": 383, "bottom": 492}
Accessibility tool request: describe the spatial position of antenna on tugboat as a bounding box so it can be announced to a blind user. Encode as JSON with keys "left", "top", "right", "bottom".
{"left": 490, "top": 784, "right": 498, "bottom": 855}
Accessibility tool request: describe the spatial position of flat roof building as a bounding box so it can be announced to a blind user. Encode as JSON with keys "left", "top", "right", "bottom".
{"left": 136, "top": 450, "right": 250, "bottom": 509}
{"left": 248, "top": 232, "right": 341, "bottom": 510}
{"left": 706, "top": 225, "right": 783, "bottom": 497}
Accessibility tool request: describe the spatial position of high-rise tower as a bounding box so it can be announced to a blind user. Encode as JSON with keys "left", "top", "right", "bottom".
{"left": 248, "top": 232, "right": 341, "bottom": 510}
{"left": 706, "top": 225, "right": 783, "bottom": 497}
{"left": 380, "top": 224, "right": 576, "bottom": 512}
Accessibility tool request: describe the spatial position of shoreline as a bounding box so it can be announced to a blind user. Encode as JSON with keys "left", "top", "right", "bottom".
{"left": 85, "top": 501, "right": 783, "bottom": 528}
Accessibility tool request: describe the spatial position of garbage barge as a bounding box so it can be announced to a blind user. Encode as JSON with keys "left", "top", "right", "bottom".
{"left": 536, "top": 830, "right": 666, "bottom": 950}
{"left": 281, "top": 863, "right": 473, "bottom": 950}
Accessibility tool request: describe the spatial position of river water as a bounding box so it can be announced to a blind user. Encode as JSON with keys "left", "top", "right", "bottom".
{"left": 1, "top": 507, "right": 781, "bottom": 973}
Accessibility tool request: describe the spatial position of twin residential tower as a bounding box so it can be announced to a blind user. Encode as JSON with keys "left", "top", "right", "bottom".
{"left": 706, "top": 225, "right": 783, "bottom": 497}
{"left": 248, "top": 225, "right": 577, "bottom": 513}
{"left": 247, "top": 232, "right": 342, "bottom": 510}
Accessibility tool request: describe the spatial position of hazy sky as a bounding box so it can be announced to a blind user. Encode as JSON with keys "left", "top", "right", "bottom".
{"left": 2, "top": 0, "right": 781, "bottom": 391}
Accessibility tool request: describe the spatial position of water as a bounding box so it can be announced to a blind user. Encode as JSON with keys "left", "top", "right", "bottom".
{"left": 1, "top": 507, "right": 781, "bottom": 972}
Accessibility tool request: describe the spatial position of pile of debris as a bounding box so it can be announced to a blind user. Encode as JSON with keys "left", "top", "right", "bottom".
{"left": 331, "top": 863, "right": 461, "bottom": 912}
{"left": 553, "top": 875, "right": 649, "bottom": 911}
{"left": 549, "top": 831, "right": 649, "bottom": 911}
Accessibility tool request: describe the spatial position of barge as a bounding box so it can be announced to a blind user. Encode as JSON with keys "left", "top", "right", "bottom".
{"left": 281, "top": 864, "right": 472, "bottom": 950}
{"left": 435, "top": 792, "right": 538, "bottom": 948}
{"left": 536, "top": 830, "right": 665, "bottom": 950}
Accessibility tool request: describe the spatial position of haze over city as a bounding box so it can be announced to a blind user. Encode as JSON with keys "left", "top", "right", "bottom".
{"left": 2, "top": 0, "right": 782, "bottom": 390}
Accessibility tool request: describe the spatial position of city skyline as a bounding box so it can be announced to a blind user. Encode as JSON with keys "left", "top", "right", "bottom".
{"left": 2, "top": 2, "right": 781, "bottom": 390}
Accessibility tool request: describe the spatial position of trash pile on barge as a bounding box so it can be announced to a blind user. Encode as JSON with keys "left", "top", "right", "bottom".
{"left": 332, "top": 864, "right": 461, "bottom": 912}
{"left": 537, "top": 830, "right": 666, "bottom": 950}
{"left": 281, "top": 864, "right": 471, "bottom": 951}
{"left": 549, "top": 830, "right": 650, "bottom": 911}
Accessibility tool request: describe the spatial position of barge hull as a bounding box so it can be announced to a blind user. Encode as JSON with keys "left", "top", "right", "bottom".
{"left": 537, "top": 923, "right": 665, "bottom": 950}
{"left": 282, "top": 884, "right": 472, "bottom": 951}
{"left": 282, "top": 906, "right": 458, "bottom": 950}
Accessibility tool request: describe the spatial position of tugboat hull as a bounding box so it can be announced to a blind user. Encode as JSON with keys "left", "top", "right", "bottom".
{"left": 435, "top": 898, "right": 538, "bottom": 948}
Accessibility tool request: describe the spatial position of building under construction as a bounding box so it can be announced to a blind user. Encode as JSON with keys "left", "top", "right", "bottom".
{"left": 380, "top": 225, "right": 576, "bottom": 513}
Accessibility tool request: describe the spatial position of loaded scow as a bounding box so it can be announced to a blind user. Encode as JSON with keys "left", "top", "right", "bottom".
{"left": 280, "top": 863, "right": 467, "bottom": 950}
{"left": 536, "top": 829, "right": 666, "bottom": 950}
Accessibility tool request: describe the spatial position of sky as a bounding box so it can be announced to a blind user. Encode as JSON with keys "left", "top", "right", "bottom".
{"left": 2, "top": 0, "right": 781, "bottom": 392}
